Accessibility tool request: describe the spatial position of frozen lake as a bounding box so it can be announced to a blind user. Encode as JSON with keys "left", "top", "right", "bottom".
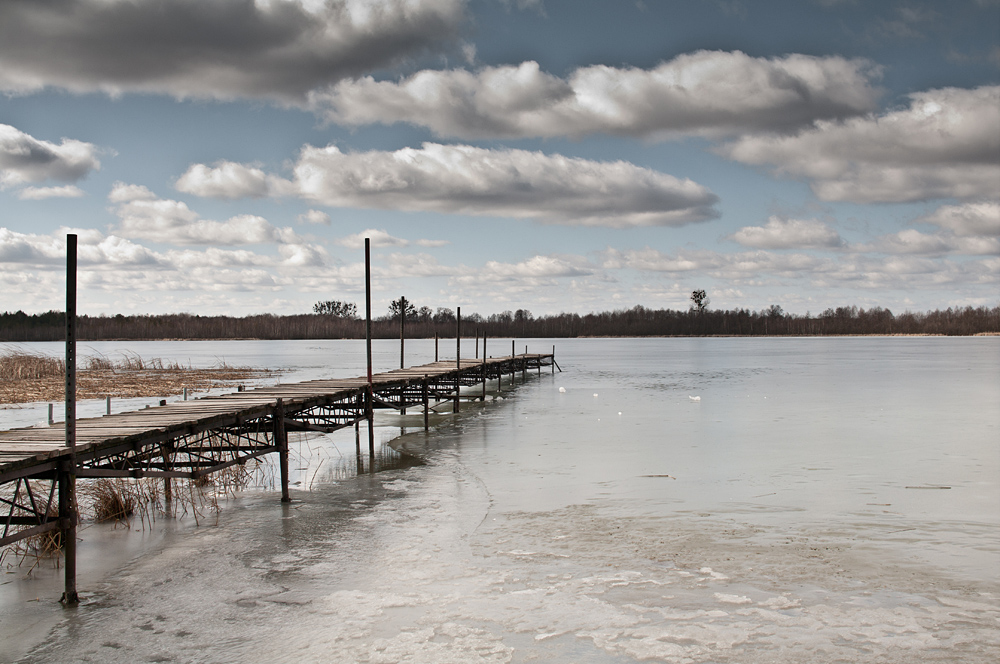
{"left": 2, "top": 337, "right": 998, "bottom": 662}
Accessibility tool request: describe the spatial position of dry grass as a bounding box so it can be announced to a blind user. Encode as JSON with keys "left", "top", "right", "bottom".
{"left": 85, "top": 479, "right": 137, "bottom": 523}
{"left": 0, "top": 350, "right": 271, "bottom": 404}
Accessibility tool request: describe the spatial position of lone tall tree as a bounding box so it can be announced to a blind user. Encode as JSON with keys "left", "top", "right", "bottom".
{"left": 313, "top": 300, "right": 357, "bottom": 318}
{"left": 690, "top": 289, "right": 710, "bottom": 313}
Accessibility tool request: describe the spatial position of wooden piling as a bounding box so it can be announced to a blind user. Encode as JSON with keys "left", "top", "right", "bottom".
{"left": 399, "top": 296, "right": 406, "bottom": 369}
{"left": 482, "top": 335, "right": 487, "bottom": 401}
{"left": 454, "top": 307, "right": 461, "bottom": 413}
{"left": 355, "top": 420, "right": 362, "bottom": 473}
{"left": 422, "top": 377, "right": 429, "bottom": 431}
{"left": 365, "top": 238, "right": 375, "bottom": 461}
{"left": 275, "top": 398, "right": 290, "bottom": 502}
{"left": 61, "top": 233, "right": 79, "bottom": 606}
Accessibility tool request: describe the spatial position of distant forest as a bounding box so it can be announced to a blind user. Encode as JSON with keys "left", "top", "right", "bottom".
{"left": 1, "top": 302, "right": 997, "bottom": 342}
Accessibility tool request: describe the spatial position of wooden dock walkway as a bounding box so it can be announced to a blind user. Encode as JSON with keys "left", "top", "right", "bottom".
{"left": 0, "top": 352, "right": 556, "bottom": 552}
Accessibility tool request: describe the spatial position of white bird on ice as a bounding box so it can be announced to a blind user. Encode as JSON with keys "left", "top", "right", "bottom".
{"left": 689, "top": 395, "right": 701, "bottom": 401}
{"left": 558, "top": 387, "right": 566, "bottom": 393}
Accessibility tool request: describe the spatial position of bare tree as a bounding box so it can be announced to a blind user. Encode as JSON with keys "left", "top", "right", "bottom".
{"left": 313, "top": 300, "right": 357, "bottom": 318}
{"left": 690, "top": 289, "right": 710, "bottom": 313}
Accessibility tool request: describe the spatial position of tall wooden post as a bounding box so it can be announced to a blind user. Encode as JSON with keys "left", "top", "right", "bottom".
{"left": 481, "top": 335, "right": 487, "bottom": 401}
{"left": 400, "top": 296, "right": 407, "bottom": 415}
{"left": 61, "top": 233, "right": 79, "bottom": 605}
{"left": 434, "top": 332, "right": 438, "bottom": 362}
{"left": 399, "top": 296, "right": 406, "bottom": 369}
{"left": 475, "top": 330, "right": 479, "bottom": 359}
{"left": 365, "top": 239, "right": 375, "bottom": 461}
{"left": 275, "top": 398, "right": 289, "bottom": 502}
{"left": 510, "top": 339, "right": 515, "bottom": 383}
{"left": 454, "top": 307, "right": 461, "bottom": 413}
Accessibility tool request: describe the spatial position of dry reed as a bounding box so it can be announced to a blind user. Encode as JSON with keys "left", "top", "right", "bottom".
{"left": 0, "top": 349, "right": 271, "bottom": 404}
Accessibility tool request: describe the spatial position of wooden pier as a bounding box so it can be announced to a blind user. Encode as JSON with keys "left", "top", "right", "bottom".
{"left": 0, "top": 351, "right": 556, "bottom": 584}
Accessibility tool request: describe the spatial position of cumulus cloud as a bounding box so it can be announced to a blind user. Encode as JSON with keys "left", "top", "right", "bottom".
{"left": 0, "top": 0, "right": 468, "bottom": 101}
{"left": 298, "top": 209, "right": 331, "bottom": 225}
{"left": 108, "top": 182, "right": 302, "bottom": 246}
{"left": 861, "top": 229, "right": 1000, "bottom": 255}
{"left": 479, "top": 254, "right": 592, "bottom": 279}
{"left": 175, "top": 162, "right": 292, "bottom": 198}
{"left": 184, "top": 143, "right": 718, "bottom": 227}
{"left": 17, "top": 185, "right": 86, "bottom": 200}
{"left": 310, "top": 51, "right": 881, "bottom": 139}
{"left": 338, "top": 228, "right": 409, "bottom": 249}
{"left": 0, "top": 227, "right": 159, "bottom": 266}
{"left": 0, "top": 124, "right": 101, "bottom": 187}
{"left": 338, "top": 228, "right": 449, "bottom": 249}
{"left": 381, "top": 252, "right": 459, "bottom": 277}
{"left": 600, "top": 245, "right": 999, "bottom": 291}
{"left": 728, "top": 216, "right": 844, "bottom": 249}
{"left": 917, "top": 201, "right": 1000, "bottom": 237}
{"left": 721, "top": 85, "right": 1000, "bottom": 203}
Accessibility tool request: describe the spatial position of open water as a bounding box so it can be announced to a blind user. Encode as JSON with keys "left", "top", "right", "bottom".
{"left": 1, "top": 337, "right": 998, "bottom": 662}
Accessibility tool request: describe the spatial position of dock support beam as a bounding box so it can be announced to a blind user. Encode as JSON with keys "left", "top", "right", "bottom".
{"left": 61, "top": 233, "right": 79, "bottom": 606}
{"left": 275, "top": 398, "right": 289, "bottom": 502}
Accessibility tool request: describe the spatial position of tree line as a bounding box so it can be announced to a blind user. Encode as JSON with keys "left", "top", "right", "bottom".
{"left": 1, "top": 302, "right": 997, "bottom": 341}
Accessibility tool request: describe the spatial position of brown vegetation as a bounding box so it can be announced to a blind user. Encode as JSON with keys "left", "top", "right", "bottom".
{"left": 0, "top": 351, "right": 271, "bottom": 405}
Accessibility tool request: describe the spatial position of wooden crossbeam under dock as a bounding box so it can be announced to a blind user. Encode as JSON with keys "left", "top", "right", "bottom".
{"left": 0, "top": 352, "right": 556, "bottom": 548}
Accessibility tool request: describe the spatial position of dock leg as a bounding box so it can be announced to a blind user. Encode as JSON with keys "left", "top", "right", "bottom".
{"left": 58, "top": 458, "right": 78, "bottom": 605}
{"left": 367, "top": 386, "right": 375, "bottom": 462}
{"left": 482, "top": 337, "right": 487, "bottom": 401}
{"left": 275, "top": 398, "right": 290, "bottom": 503}
{"left": 355, "top": 420, "right": 363, "bottom": 474}
{"left": 422, "top": 378, "right": 429, "bottom": 431}
{"left": 162, "top": 442, "right": 173, "bottom": 509}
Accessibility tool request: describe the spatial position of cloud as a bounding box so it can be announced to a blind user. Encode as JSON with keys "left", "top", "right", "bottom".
{"left": 184, "top": 143, "right": 718, "bottom": 227}
{"left": 860, "top": 229, "right": 1000, "bottom": 256}
{"left": 298, "top": 209, "right": 331, "bottom": 225}
{"left": 17, "top": 185, "right": 86, "bottom": 200}
{"left": 310, "top": 51, "right": 881, "bottom": 139}
{"left": 917, "top": 201, "right": 1000, "bottom": 237}
{"left": 479, "top": 254, "right": 593, "bottom": 279}
{"left": 600, "top": 246, "right": 1000, "bottom": 290}
{"left": 0, "top": 124, "right": 101, "bottom": 187}
{"left": 0, "top": 227, "right": 159, "bottom": 266}
{"left": 108, "top": 182, "right": 302, "bottom": 246}
{"left": 728, "top": 216, "right": 844, "bottom": 249}
{"left": 337, "top": 228, "right": 449, "bottom": 249}
{"left": 721, "top": 85, "right": 1000, "bottom": 203}
{"left": 174, "top": 162, "right": 292, "bottom": 198}
{"left": 381, "top": 252, "right": 459, "bottom": 277}
{"left": 338, "top": 228, "right": 409, "bottom": 249}
{"left": 0, "top": 0, "right": 468, "bottom": 101}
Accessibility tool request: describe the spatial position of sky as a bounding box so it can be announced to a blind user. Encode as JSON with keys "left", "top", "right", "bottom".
{"left": 0, "top": 0, "right": 998, "bottom": 319}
